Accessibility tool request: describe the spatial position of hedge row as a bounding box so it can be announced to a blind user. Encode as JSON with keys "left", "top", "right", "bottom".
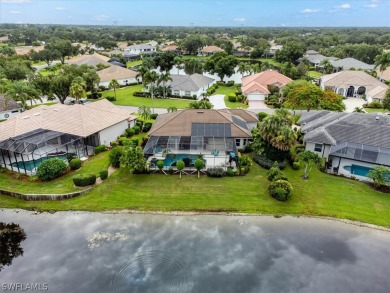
{"left": 73, "top": 173, "right": 96, "bottom": 187}
{"left": 253, "top": 154, "right": 287, "bottom": 170}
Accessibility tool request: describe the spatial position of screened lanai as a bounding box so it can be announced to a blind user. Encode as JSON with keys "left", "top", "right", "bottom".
{"left": 0, "top": 128, "right": 92, "bottom": 175}
{"left": 329, "top": 142, "right": 390, "bottom": 166}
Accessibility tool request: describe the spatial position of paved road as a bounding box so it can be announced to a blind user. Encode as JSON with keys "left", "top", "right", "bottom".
{"left": 32, "top": 61, "right": 61, "bottom": 72}
{"left": 209, "top": 94, "right": 227, "bottom": 109}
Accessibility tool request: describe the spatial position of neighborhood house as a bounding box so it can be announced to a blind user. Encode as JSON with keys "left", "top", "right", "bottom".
{"left": 165, "top": 74, "right": 215, "bottom": 98}
{"left": 0, "top": 95, "right": 23, "bottom": 120}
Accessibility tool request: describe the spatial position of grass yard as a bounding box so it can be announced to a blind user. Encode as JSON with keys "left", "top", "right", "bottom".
{"left": 308, "top": 71, "right": 323, "bottom": 78}
{"left": 364, "top": 108, "right": 388, "bottom": 113}
{"left": 213, "top": 85, "right": 248, "bottom": 109}
{"left": 1, "top": 158, "right": 390, "bottom": 227}
{"left": 126, "top": 60, "right": 142, "bottom": 68}
{"left": 0, "top": 151, "right": 110, "bottom": 194}
{"left": 102, "top": 85, "right": 192, "bottom": 109}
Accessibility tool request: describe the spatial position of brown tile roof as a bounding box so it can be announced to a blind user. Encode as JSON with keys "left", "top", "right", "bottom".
{"left": 98, "top": 65, "right": 137, "bottom": 83}
{"left": 0, "top": 95, "right": 20, "bottom": 112}
{"left": 0, "top": 35, "right": 9, "bottom": 42}
{"left": 148, "top": 109, "right": 252, "bottom": 138}
{"left": 201, "top": 46, "right": 224, "bottom": 53}
{"left": 0, "top": 100, "right": 136, "bottom": 141}
{"left": 161, "top": 45, "right": 178, "bottom": 52}
{"left": 66, "top": 53, "right": 110, "bottom": 67}
{"left": 377, "top": 67, "right": 390, "bottom": 81}
{"left": 225, "top": 109, "right": 258, "bottom": 123}
{"left": 14, "top": 46, "right": 44, "bottom": 55}
{"left": 241, "top": 71, "right": 292, "bottom": 95}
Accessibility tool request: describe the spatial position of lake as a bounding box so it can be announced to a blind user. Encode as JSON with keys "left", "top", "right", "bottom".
{"left": 0, "top": 209, "right": 390, "bottom": 293}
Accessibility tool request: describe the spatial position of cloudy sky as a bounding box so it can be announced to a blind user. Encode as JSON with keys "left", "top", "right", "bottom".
{"left": 0, "top": 0, "right": 389, "bottom": 27}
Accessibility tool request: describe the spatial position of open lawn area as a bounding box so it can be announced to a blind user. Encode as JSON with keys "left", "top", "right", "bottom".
{"left": 308, "top": 71, "right": 323, "bottom": 78}
{"left": 1, "top": 157, "right": 390, "bottom": 227}
{"left": 214, "top": 85, "right": 248, "bottom": 109}
{"left": 102, "top": 85, "right": 192, "bottom": 109}
{"left": 126, "top": 60, "right": 142, "bottom": 68}
{"left": 364, "top": 108, "right": 388, "bottom": 113}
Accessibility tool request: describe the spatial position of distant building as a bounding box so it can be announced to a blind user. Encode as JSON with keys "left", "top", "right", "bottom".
{"left": 199, "top": 46, "right": 224, "bottom": 56}
{"left": 124, "top": 43, "right": 156, "bottom": 55}
{"left": 331, "top": 58, "right": 374, "bottom": 71}
{"left": 98, "top": 66, "right": 138, "bottom": 87}
{"left": 0, "top": 95, "right": 22, "bottom": 120}
{"left": 66, "top": 53, "right": 111, "bottom": 68}
{"left": 0, "top": 35, "right": 9, "bottom": 43}
{"left": 165, "top": 74, "right": 215, "bottom": 98}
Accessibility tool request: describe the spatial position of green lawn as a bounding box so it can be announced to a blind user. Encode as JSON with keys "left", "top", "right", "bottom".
{"left": 308, "top": 71, "right": 323, "bottom": 78}
{"left": 0, "top": 151, "right": 110, "bottom": 194}
{"left": 364, "top": 108, "right": 388, "bottom": 113}
{"left": 39, "top": 68, "right": 60, "bottom": 76}
{"left": 126, "top": 60, "right": 142, "bottom": 68}
{"left": 213, "top": 85, "right": 248, "bottom": 109}
{"left": 1, "top": 159, "right": 390, "bottom": 227}
{"left": 102, "top": 85, "right": 192, "bottom": 109}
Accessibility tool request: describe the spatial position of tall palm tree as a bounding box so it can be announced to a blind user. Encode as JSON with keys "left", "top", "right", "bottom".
{"left": 173, "top": 56, "right": 183, "bottom": 75}
{"left": 258, "top": 114, "right": 288, "bottom": 142}
{"left": 144, "top": 71, "right": 159, "bottom": 114}
{"left": 251, "top": 63, "right": 262, "bottom": 74}
{"left": 5, "top": 81, "right": 41, "bottom": 108}
{"left": 270, "top": 126, "right": 297, "bottom": 151}
{"left": 184, "top": 58, "right": 203, "bottom": 75}
{"left": 142, "top": 56, "right": 156, "bottom": 70}
{"left": 237, "top": 62, "right": 250, "bottom": 77}
{"left": 109, "top": 79, "right": 120, "bottom": 101}
{"left": 320, "top": 59, "right": 334, "bottom": 74}
{"left": 69, "top": 77, "right": 86, "bottom": 104}
{"left": 135, "top": 66, "right": 149, "bottom": 87}
{"left": 260, "top": 61, "right": 272, "bottom": 71}
{"left": 157, "top": 72, "right": 172, "bottom": 99}
{"left": 374, "top": 52, "right": 390, "bottom": 81}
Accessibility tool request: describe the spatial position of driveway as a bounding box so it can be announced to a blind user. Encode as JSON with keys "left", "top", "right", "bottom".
{"left": 248, "top": 100, "right": 268, "bottom": 110}
{"left": 209, "top": 94, "right": 227, "bottom": 109}
{"left": 343, "top": 98, "right": 366, "bottom": 113}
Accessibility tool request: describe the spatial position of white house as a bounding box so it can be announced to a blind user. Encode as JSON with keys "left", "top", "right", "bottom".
{"left": 98, "top": 65, "right": 139, "bottom": 87}
{"left": 0, "top": 95, "right": 22, "bottom": 120}
{"left": 167, "top": 74, "right": 215, "bottom": 98}
{"left": 124, "top": 43, "right": 156, "bottom": 55}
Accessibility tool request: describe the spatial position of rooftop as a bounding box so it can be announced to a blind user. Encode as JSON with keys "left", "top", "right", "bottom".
{"left": 241, "top": 71, "right": 292, "bottom": 95}
{"left": 201, "top": 46, "right": 224, "bottom": 53}
{"left": 167, "top": 74, "right": 214, "bottom": 92}
{"left": 97, "top": 66, "right": 137, "bottom": 83}
{"left": 66, "top": 53, "right": 111, "bottom": 67}
{"left": 330, "top": 57, "right": 374, "bottom": 70}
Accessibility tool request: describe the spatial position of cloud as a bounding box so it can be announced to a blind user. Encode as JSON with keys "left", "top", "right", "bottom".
{"left": 337, "top": 3, "right": 351, "bottom": 9}
{"left": 55, "top": 7, "right": 65, "bottom": 11}
{"left": 364, "top": 3, "right": 378, "bottom": 8}
{"left": 233, "top": 17, "right": 245, "bottom": 22}
{"left": 9, "top": 10, "right": 22, "bottom": 14}
{"left": 95, "top": 14, "right": 110, "bottom": 21}
{"left": 300, "top": 8, "right": 321, "bottom": 14}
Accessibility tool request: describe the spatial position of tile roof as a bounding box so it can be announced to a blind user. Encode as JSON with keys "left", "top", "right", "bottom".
{"left": 97, "top": 65, "right": 137, "bottom": 83}
{"left": 126, "top": 43, "right": 155, "bottom": 50}
{"left": 161, "top": 45, "right": 178, "bottom": 52}
{"left": 0, "top": 95, "right": 20, "bottom": 112}
{"left": 148, "top": 109, "right": 253, "bottom": 137}
{"left": 241, "top": 71, "right": 292, "bottom": 95}
{"left": 330, "top": 58, "right": 374, "bottom": 70}
{"left": 377, "top": 66, "right": 390, "bottom": 81}
{"left": 168, "top": 74, "right": 215, "bottom": 92}
{"left": 0, "top": 100, "right": 136, "bottom": 141}
{"left": 201, "top": 46, "right": 224, "bottom": 53}
{"left": 66, "top": 53, "right": 111, "bottom": 67}
{"left": 14, "top": 46, "right": 44, "bottom": 55}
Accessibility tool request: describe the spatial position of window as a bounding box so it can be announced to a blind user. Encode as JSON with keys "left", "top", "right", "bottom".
{"left": 236, "top": 139, "right": 241, "bottom": 147}
{"left": 314, "top": 144, "right": 322, "bottom": 152}
{"left": 173, "top": 90, "right": 180, "bottom": 95}
{"left": 185, "top": 91, "right": 191, "bottom": 96}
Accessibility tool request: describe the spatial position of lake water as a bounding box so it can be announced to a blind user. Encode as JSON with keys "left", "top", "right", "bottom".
{"left": 1, "top": 209, "right": 390, "bottom": 293}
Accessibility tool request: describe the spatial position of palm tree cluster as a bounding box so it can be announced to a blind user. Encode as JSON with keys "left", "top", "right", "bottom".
{"left": 4, "top": 81, "right": 41, "bottom": 108}
{"left": 237, "top": 61, "right": 272, "bottom": 77}
{"left": 374, "top": 52, "right": 390, "bottom": 81}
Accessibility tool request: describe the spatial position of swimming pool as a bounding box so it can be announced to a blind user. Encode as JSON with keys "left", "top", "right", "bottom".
{"left": 343, "top": 164, "right": 373, "bottom": 177}
{"left": 151, "top": 154, "right": 204, "bottom": 167}
{"left": 10, "top": 154, "right": 68, "bottom": 171}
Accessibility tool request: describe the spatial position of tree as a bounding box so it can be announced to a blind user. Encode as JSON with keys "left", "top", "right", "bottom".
{"left": 184, "top": 58, "right": 203, "bottom": 75}
{"left": 353, "top": 107, "right": 365, "bottom": 113}
{"left": 285, "top": 83, "right": 325, "bottom": 111}
{"left": 136, "top": 66, "right": 149, "bottom": 86}
{"left": 69, "top": 77, "right": 86, "bottom": 103}
{"left": 46, "top": 39, "right": 75, "bottom": 64}
{"left": 31, "top": 49, "right": 60, "bottom": 66}
{"left": 3, "top": 61, "right": 33, "bottom": 81}
{"left": 188, "top": 99, "right": 213, "bottom": 109}
{"left": 275, "top": 41, "right": 305, "bottom": 63}
{"left": 0, "top": 223, "right": 26, "bottom": 272}
{"left": 320, "top": 59, "right": 335, "bottom": 74}
{"left": 382, "top": 89, "right": 390, "bottom": 111}
{"left": 298, "top": 150, "right": 321, "bottom": 179}
{"left": 203, "top": 51, "right": 238, "bottom": 81}
{"left": 5, "top": 81, "right": 41, "bottom": 108}
{"left": 144, "top": 71, "right": 159, "bottom": 113}
{"left": 173, "top": 56, "right": 184, "bottom": 75}
{"left": 142, "top": 57, "right": 156, "bottom": 70}
{"left": 120, "top": 143, "right": 147, "bottom": 174}
{"left": 180, "top": 35, "right": 206, "bottom": 55}
{"left": 154, "top": 51, "right": 177, "bottom": 72}
{"left": 321, "top": 91, "right": 346, "bottom": 112}
{"left": 167, "top": 106, "right": 177, "bottom": 113}
{"left": 176, "top": 160, "right": 185, "bottom": 178}
{"left": 157, "top": 160, "right": 164, "bottom": 173}
{"left": 270, "top": 126, "right": 297, "bottom": 151}
{"left": 109, "top": 79, "right": 120, "bottom": 101}
{"left": 157, "top": 72, "right": 172, "bottom": 99}
{"left": 237, "top": 62, "right": 250, "bottom": 76}
{"left": 51, "top": 74, "right": 73, "bottom": 104}
{"left": 368, "top": 165, "right": 390, "bottom": 189}
{"left": 374, "top": 52, "right": 390, "bottom": 81}
{"left": 194, "top": 158, "right": 204, "bottom": 178}
{"left": 138, "top": 106, "right": 151, "bottom": 120}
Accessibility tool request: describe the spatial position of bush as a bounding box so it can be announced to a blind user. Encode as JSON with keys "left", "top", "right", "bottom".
{"left": 131, "top": 137, "right": 140, "bottom": 146}
{"left": 258, "top": 112, "right": 268, "bottom": 122}
{"left": 36, "top": 158, "right": 68, "bottom": 181}
{"left": 99, "top": 85, "right": 107, "bottom": 91}
{"left": 109, "top": 147, "right": 124, "bottom": 168}
{"left": 73, "top": 173, "right": 97, "bottom": 187}
{"left": 253, "top": 154, "right": 287, "bottom": 170}
{"left": 67, "top": 152, "right": 76, "bottom": 162}
{"left": 364, "top": 101, "right": 382, "bottom": 108}
{"left": 157, "top": 160, "right": 164, "bottom": 171}
{"left": 228, "top": 93, "right": 237, "bottom": 102}
{"left": 132, "top": 126, "right": 140, "bottom": 134}
{"left": 125, "top": 128, "right": 135, "bottom": 137}
{"left": 87, "top": 92, "right": 102, "bottom": 99}
{"left": 226, "top": 80, "right": 234, "bottom": 87}
{"left": 168, "top": 166, "right": 174, "bottom": 174}
{"left": 106, "top": 96, "right": 116, "bottom": 102}
{"left": 292, "top": 161, "right": 300, "bottom": 170}
{"left": 133, "top": 91, "right": 151, "bottom": 97}
{"left": 267, "top": 165, "right": 282, "bottom": 181}
{"left": 226, "top": 168, "right": 234, "bottom": 177}
{"left": 99, "top": 170, "right": 108, "bottom": 180}
{"left": 206, "top": 167, "right": 225, "bottom": 178}
{"left": 94, "top": 145, "right": 106, "bottom": 154}
{"left": 150, "top": 114, "right": 158, "bottom": 120}
{"left": 136, "top": 121, "right": 143, "bottom": 128}
{"left": 69, "top": 158, "right": 82, "bottom": 170}
{"left": 111, "top": 141, "right": 118, "bottom": 147}
{"left": 118, "top": 137, "right": 132, "bottom": 146}
{"left": 268, "top": 180, "right": 293, "bottom": 201}
{"left": 217, "top": 81, "right": 225, "bottom": 86}
{"left": 143, "top": 122, "right": 153, "bottom": 132}
{"left": 238, "top": 155, "right": 252, "bottom": 175}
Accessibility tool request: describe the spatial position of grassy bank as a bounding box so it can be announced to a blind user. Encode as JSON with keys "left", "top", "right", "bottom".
{"left": 1, "top": 161, "right": 390, "bottom": 227}
{"left": 213, "top": 85, "right": 249, "bottom": 109}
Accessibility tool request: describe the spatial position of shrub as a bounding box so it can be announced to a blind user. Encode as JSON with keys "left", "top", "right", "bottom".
{"left": 217, "top": 81, "right": 225, "bottom": 86}
{"left": 73, "top": 173, "right": 97, "bottom": 187}
{"left": 67, "top": 152, "right": 76, "bottom": 162}
{"left": 111, "top": 141, "right": 118, "bottom": 147}
{"left": 238, "top": 155, "right": 252, "bottom": 175}
{"left": 36, "top": 158, "right": 68, "bottom": 181}
{"left": 69, "top": 158, "right": 82, "bottom": 170}
{"left": 109, "top": 147, "right": 124, "bottom": 168}
{"left": 94, "top": 145, "right": 106, "bottom": 154}
{"left": 143, "top": 122, "right": 153, "bottom": 132}
{"left": 292, "top": 161, "right": 300, "bottom": 170}
{"left": 133, "top": 91, "right": 151, "bottom": 97}
{"left": 267, "top": 164, "right": 282, "bottom": 181}
{"left": 136, "top": 120, "right": 143, "bottom": 128}
{"left": 168, "top": 166, "right": 174, "bottom": 174}
{"left": 365, "top": 101, "right": 382, "bottom": 108}
{"left": 157, "top": 160, "right": 164, "bottom": 172}
{"left": 131, "top": 137, "right": 140, "bottom": 146}
{"left": 228, "top": 93, "right": 237, "bottom": 102}
{"left": 206, "top": 167, "right": 225, "bottom": 178}
{"left": 150, "top": 114, "right": 158, "bottom": 120}
{"left": 226, "top": 80, "right": 234, "bottom": 87}
{"left": 99, "top": 170, "right": 108, "bottom": 180}
{"left": 226, "top": 168, "right": 234, "bottom": 177}
{"left": 125, "top": 128, "right": 135, "bottom": 137}
{"left": 99, "top": 85, "right": 107, "bottom": 91}
{"left": 106, "top": 96, "right": 116, "bottom": 102}
{"left": 253, "top": 154, "right": 287, "bottom": 170}
{"left": 258, "top": 112, "right": 268, "bottom": 122}
{"left": 132, "top": 126, "right": 140, "bottom": 134}
{"left": 268, "top": 180, "right": 293, "bottom": 201}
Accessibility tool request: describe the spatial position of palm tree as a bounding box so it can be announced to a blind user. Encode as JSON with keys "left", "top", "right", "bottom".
{"left": 260, "top": 61, "right": 272, "bottom": 71}
{"left": 251, "top": 63, "right": 262, "bottom": 74}
{"left": 157, "top": 72, "right": 172, "bottom": 99}
{"left": 173, "top": 56, "right": 184, "bottom": 75}
{"left": 142, "top": 56, "right": 155, "bottom": 70}
{"left": 353, "top": 107, "right": 365, "bottom": 113}
{"left": 5, "top": 81, "right": 41, "bottom": 108}
{"left": 109, "top": 79, "right": 120, "bottom": 101}
{"left": 69, "top": 77, "right": 86, "bottom": 104}
{"left": 258, "top": 114, "right": 288, "bottom": 142}
{"left": 144, "top": 71, "right": 159, "bottom": 114}
{"left": 320, "top": 59, "right": 334, "bottom": 74}
{"left": 167, "top": 106, "right": 177, "bottom": 113}
{"left": 374, "top": 52, "right": 390, "bottom": 81}
{"left": 135, "top": 66, "right": 149, "bottom": 87}
{"left": 237, "top": 62, "right": 250, "bottom": 77}
{"left": 138, "top": 105, "right": 152, "bottom": 120}
{"left": 270, "top": 126, "right": 297, "bottom": 151}
{"left": 184, "top": 58, "right": 203, "bottom": 75}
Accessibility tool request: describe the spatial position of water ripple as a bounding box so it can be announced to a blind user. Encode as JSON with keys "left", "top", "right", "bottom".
{"left": 110, "top": 250, "right": 192, "bottom": 293}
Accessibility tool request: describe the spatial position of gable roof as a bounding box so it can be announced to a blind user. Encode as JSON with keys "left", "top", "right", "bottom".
{"left": 148, "top": 109, "right": 253, "bottom": 138}
{"left": 66, "top": 53, "right": 111, "bottom": 67}
{"left": 161, "top": 45, "right": 178, "bottom": 52}
{"left": 330, "top": 58, "right": 374, "bottom": 70}
{"left": 0, "top": 95, "right": 20, "bottom": 112}
{"left": 201, "top": 46, "right": 224, "bottom": 53}
{"left": 241, "top": 71, "right": 292, "bottom": 95}
{"left": 97, "top": 65, "right": 137, "bottom": 83}
{"left": 0, "top": 100, "right": 135, "bottom": 142}
{"left": 168, "top": 74, "right": 214, "bottom": 92}
{"left": 224, "top": 109, "right": 259, "bottom": 123}
{"left": 377, "top": 66, "right": 390, "bottom": 81}
{"left": 299, "top": 110, "right": 390, "bottom": 148}
{"left": 320, "top": 70, "right": 388, "bottom": 99}
{"left": 14, "top": 46, "right": 44, "bottom": 55}
{"left": 126, "top": 43, "right": 155, "bottom": 50}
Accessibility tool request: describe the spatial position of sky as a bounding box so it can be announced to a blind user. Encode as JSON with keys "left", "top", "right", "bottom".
{"left": 0, "top": 0, "right": 389, "bottom": 27}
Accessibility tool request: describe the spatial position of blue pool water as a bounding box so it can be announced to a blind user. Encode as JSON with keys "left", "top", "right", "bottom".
{"left": 10, "top": 155, "right": 68, "bottom": 171}
{"left": 152, "top": 154, "right": 202, "bottom": 167}
{"left": 344, "top": 165, "right": 373, "bottom": 177}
